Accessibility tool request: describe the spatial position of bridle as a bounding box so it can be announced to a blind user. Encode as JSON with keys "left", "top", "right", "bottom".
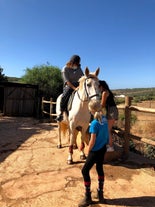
{"left": 76, "top": 77, "right": 99, "bottom": 102}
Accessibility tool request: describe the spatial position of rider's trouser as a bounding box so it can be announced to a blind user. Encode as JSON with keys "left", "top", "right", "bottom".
{"left": 60, "top": 86, "right": 74, "bottom": 112}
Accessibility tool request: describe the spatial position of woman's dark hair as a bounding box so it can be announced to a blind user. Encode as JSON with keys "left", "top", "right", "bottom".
{"left": 99, "top": 80, "right": 110, "bottom": 90}
{"left": 69, "top": 55, "right": 81, "bottom": 65}
{"left": 99, "top": 80, "right": 114, "bottom": 98}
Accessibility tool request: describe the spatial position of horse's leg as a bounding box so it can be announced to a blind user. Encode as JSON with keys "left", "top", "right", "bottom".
{"left": 79, "top": 141, "right": 86, "bottom": 160}
{"left": 79, "top": 131, "right": 87, "bottom": 160}
{"left": 79, "top": 129, "right": 90, "bottom": 160}
{"left": 67, "top": 144, "right": 73, "bottom": 164}
{"left": 67, "top": 129, "right": 77, "bottom": 164}
{"left": 57, "top": 122, "right": 62, "bottom": 148}
{"left": 73, "top": 142, "right": 78, "bottom": 149}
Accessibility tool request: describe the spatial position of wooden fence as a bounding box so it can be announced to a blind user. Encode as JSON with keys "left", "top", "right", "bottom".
{"left": 115, "top": 97, "right": 155, "bottom": 156}
{"left": 41, "top": 97, "right": 57, "bottom": 121}
{"left": 41, "top": 96, "right": 155, "bottom": 156}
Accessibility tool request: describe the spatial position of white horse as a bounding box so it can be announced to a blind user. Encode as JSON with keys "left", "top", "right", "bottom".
{"left": 56, "top": 67, "right": 100, "bottom": 164}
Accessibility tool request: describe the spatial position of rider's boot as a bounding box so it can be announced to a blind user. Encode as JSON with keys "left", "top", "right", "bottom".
{"left": 55, "top": 112, "right": 63, "bottom": 122}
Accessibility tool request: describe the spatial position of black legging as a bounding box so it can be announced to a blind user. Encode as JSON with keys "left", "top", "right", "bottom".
{"left": 60, "top": 82, "right": 79, "bottom": 112}
{"left": 81, "top": 145, "right": 106, "bottom": 182}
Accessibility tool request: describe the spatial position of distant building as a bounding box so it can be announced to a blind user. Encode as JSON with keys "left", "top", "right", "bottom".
{"left": 115, "top": 94, "right": 125, "bottom": 98}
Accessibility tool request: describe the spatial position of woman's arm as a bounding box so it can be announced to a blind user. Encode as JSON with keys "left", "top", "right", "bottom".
{"left": 101, "top": 91, "right": 109, "bottom": 107}
{"left": 66, "top": 81, "right": 77, "bottom": 90}
{"left": 62, "top": 67, "right": 77, "bottom": 90}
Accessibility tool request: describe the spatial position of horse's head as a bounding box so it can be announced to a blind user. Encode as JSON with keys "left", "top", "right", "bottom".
{"left": 78, "top": 67, "right": 100, "bottom": 101}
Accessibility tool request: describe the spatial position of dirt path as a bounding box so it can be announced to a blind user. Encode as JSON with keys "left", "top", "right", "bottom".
{"left": 0, "top": 116, "right": 155, "bottom": 207}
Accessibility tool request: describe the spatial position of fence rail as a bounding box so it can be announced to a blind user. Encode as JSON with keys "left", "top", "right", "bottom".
{"left": 115, "top": 97, "right": 155, "bottom": 155}
{"left": 41, "top": 97, "right": 57, "bottom": 121}
{"left": 41, "top": 96, "right": 155, "bottom": 155}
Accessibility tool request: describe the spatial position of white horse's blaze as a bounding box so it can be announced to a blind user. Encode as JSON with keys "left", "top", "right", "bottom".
{"left": 56, "top": 67, "right": 100, "bottom": 164}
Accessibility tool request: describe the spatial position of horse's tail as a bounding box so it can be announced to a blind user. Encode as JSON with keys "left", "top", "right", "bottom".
{"left": 56, "top": 94, "right": 63, "bottom": 115}
{"left": 60, "top": 121, "right": 69, "bottom": 137}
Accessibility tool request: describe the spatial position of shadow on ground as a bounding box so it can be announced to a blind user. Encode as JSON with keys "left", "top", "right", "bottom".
{"left": 0, "top": 116, "right": 56, "bottom": 163}
{"left": 106, "top": 196, "right": 155, "bottom": 206}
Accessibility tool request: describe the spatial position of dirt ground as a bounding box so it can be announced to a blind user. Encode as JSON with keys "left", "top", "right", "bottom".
{"left": 0, "top": 116, "right": 155, "bottom": 207}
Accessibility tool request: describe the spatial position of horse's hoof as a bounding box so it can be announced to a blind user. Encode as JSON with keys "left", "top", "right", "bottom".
{"left": 57, "top": 144, "right": 62, "bottom": 149}
{"left": 80, "top": 155, "right": 86, "bottom": 160}
{"left": 67, "top": 160, "right": 73, "bottom": 165}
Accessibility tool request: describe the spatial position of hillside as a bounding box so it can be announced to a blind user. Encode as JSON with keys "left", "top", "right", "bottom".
{"left": 112, "top": 87, "right": 155, "bottom": 101}
{"left": 6, "top": 77, "right": 155, "bottom": 100}
{"left": 7, "top": 76, "right": 21, "bottom": 83}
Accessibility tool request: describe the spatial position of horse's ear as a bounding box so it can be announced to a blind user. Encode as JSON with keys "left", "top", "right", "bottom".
{"left": 85, "top": 67, "right": 90, "bottom": 77}
{"left": 95, "top": 67, "right": 100, "bottom": 76}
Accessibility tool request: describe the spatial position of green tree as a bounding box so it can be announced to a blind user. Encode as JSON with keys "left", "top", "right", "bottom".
{"left": 0, "top": 66, "right": 8, "bottom": 82}
{"left": 21, "top": 64, "right": 63, "bottom": 100}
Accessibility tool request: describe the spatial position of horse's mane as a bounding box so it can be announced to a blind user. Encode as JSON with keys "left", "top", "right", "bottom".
{"left": 78, "top": 76, "right": 85, "bottom": 91}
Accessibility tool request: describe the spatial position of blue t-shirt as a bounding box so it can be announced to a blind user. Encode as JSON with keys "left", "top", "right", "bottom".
{"left": 89, "top": 116, "right": 109, "bottom": 151}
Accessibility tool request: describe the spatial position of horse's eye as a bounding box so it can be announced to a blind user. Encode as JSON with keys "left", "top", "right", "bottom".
{"left": 87, "top": 83, "right": 91, "bottom": 87}
{"left": 86, "top": 79, "right": 91, "bottom": 87}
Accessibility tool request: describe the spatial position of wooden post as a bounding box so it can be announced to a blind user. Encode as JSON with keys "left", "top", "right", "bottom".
{"left": 123, "top": 96, "right": 132, "bottom": 157}
{"left": 50, "top": 98, "right": 53, "bottom": 122}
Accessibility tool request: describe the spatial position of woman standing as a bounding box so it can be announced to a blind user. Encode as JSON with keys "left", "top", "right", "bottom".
{"left": 99, "top": 80, "right": 118, "bottom": 152}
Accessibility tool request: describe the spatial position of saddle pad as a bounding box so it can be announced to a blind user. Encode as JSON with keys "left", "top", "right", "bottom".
{"left": 67, "top": 91, "right": 76, "bottom": 111}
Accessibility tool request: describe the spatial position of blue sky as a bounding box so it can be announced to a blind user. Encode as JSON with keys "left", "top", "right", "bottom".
{"left": 0, "top": 0, "right": 155, "bottom": 89}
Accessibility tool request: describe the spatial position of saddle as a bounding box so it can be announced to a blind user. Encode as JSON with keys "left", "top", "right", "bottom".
{"left": 67, "top": 90, "right": 76, "bottom": 111}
